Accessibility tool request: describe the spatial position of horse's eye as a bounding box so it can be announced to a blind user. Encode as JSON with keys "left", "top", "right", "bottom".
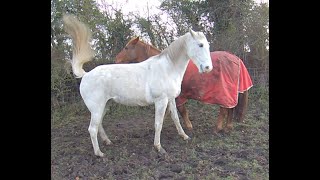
{"left": 199, "top": 43, "right": 203, "bottom": 47}
{"left": 124, "top": 47, "right": 128, "bottom": 50}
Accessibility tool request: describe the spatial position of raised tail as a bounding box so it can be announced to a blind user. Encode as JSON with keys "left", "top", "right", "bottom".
{"left": 62, "top": 14, "right": 94, "bottom": 78}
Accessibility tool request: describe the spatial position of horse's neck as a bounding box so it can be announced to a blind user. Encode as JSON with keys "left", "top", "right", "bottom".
{"left": 161, "top": 35, "right": 190, "bottom": 77}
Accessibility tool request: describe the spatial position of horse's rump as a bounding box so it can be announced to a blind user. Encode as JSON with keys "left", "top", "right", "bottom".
{"left": 238, "top": 60, "right": 253, "bottom": 93}
{"left": 176, "top": 51, "right": 252, "bottom": 108}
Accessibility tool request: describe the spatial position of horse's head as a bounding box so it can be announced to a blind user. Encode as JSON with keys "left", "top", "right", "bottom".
{"left": 185, "top": 29, "right": 213, "bottom": 73}
{"left": 115, "top": 37, "right": 160, "bottom": 64}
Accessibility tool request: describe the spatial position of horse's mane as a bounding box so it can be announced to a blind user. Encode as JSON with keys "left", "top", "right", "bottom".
{"left": 125, "top": 37, "right": 138, "bottom": 46}
{"left": 160, "top": 33, "right": 188, "bottom": 62}
{"left": 139, "top": 40, "right": 161, "bottom": 52}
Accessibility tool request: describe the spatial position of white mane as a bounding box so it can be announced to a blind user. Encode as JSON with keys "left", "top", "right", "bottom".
{"left": 161, "top": 33, "right": 188, "bottom": 63}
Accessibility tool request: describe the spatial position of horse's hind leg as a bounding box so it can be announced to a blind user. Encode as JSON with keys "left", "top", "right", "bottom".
{"left": 86, "top": 99, "right": 109, "bottom": 157}
{"left": 214, "top": 107, "right": 227, "bottom": 134}
{"left": 98, "top": 105, "right": 112, "bottom": 145}
{"left": 235, "top": 91, "right": 249, "bottom": 123}
{"left": 99, "top": 124, "right": 112, "bottom": 145}
{"left": 88, "top": 111, "right": 106, "bottom": 157}
{"left": 177, "top": 104, "right": 193, "bottom": 130}
{"left": 169, "top": 100, "right": 190, "bottom": 140}
{"left": 224, "top": 108, "right": 234, "bottom": 133}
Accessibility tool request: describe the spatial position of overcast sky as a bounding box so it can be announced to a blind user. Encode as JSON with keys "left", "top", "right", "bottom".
{"left": 96, "top": 0, "right": 269, "bottom": 17}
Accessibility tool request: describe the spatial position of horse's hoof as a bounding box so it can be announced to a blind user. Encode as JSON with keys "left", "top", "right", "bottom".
{"left": 185, "top": 130, "right": 193, "bottom": 138}
{"left": 213, "top": 128, "right": 224, "bottom": 135}
{"left": 237, "top": 117, "right": 245, "bottom": 123}
{"left": 159, "top": 147, "right": 167, "bottom": 155}
{"left": 223, "top": 129, "right": 231, "bottom": 134}
{"left": 94, "top": 149, "right": 105, "bottom": 157}
{"left": 104, "top": 140, "right": 113, "bottom": 146}
{"left": 184, "top": 136, "right": 192, "bottom": 141}
{"left": 213, "top": 128, "right": 221, "bottom": 133}
{"left": 95, "top": 152, "right": 105, "bottom": 157}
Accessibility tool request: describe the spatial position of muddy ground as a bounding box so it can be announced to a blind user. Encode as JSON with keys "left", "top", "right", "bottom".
{"left": 51, "top": 98, "right": 269, "bottom": 180}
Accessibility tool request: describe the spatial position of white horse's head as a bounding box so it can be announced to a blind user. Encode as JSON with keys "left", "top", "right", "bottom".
{"left": 185, "top": 29, "right": 213, "bottom": 73}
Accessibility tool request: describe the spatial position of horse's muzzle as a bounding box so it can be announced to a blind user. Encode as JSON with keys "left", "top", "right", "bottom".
{"left": 200, "top": 64, "right": 213, "bottom": 73}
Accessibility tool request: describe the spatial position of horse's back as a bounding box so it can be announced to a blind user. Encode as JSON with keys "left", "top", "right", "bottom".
{"left": 80, "top": 64, "right": 151, "bottom": 105}
{"left": 211, "top": 51, "right": 241, "bottom": 63}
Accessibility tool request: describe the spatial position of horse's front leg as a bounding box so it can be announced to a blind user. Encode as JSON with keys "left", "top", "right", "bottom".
{"left": 177, "top": 104, "right": 193, "bottom": 130}
{"left": 169, "top": 100, "right": 191, "bottom": 140}
{"left": 154, "top": 98, "right": 169, "bottom": 154}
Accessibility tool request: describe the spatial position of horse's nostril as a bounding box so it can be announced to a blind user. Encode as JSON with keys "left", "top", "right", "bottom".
{"left": 205, "top": 66, "right": 210, "bottom": 70}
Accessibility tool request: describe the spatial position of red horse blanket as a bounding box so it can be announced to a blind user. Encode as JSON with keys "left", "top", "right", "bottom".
{"left": 176, "top": 51, "right": 253, "bottom": 108}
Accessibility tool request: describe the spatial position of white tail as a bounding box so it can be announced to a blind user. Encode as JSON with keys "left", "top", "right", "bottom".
{"left": 62, "top": 14, "right": 94, "bottom": 78}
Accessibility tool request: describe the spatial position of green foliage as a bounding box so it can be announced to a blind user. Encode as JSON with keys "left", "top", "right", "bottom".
{"left": 248, "top": 84, "right": 269, "bottom": 118}
{"left": 51, "top": 57, "right": 79, "bottom": 106}
{"left": 250, "top": 84, "right": 269, "bottom": 105}
{"left": 159, "top": 0, "right": 269, "bottom": 69}
{"left": 51, "top": 0, "right": 134, "bottom": 63}
{"left": 160, "top": 0, "right": 201, "bottom": 34}
{"left": 51, "top": 0, "right": 269, "bottom": 108}
{"left": 51, "top": 0, "right": 136, "bottom": 108}
{"left": 51, "top": 100, "right": 87, "bottom": 126}
{"left": 51, "top": 0, "right": 269, "bottom": 65}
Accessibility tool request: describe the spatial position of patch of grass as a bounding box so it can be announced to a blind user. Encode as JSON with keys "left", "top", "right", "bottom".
{"left": 51, "top": 101, "right": 88, "bottom": 127}
{"left": 51, "top": 85, "right": 269, "bottom": 180}
{"left": 135, "top": 169, "right": 154, "bottom": 179}
{"left": 249, "top": 85, "right": 269, "bottom": 117}
{"left": 106, "top": 101, "right": 154, "bottom": 118}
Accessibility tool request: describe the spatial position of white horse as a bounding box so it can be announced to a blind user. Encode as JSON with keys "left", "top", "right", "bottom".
{"left": 62, "top": 14, "right": 213, "bottom": 157}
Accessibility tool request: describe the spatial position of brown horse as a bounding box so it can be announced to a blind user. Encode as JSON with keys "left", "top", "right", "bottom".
{"left": 115, "top": 37, "right": 253, "bottom": 133}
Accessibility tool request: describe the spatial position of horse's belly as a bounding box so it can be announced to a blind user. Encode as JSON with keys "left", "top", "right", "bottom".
{"left": 112, "top": 96, "right": 150, "bottom": 106}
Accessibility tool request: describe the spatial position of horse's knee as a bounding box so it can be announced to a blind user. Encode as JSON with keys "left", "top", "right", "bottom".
{"left": 88, "top": 124, "right": 99, "bottom": 136}
{"left": 154, "top": 144, "right": 167, "bottom": 155}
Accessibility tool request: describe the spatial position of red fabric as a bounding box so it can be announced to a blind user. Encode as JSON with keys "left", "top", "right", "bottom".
{"left": 176, "top": 51, "right": 253, "bottom": 108}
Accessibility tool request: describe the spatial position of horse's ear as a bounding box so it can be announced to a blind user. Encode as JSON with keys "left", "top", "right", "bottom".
{"left": 131, "top": 37, "right": 140, "bottom": 45}
{"left": 189, "top": 28, "right": 196, "bottom": 38}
